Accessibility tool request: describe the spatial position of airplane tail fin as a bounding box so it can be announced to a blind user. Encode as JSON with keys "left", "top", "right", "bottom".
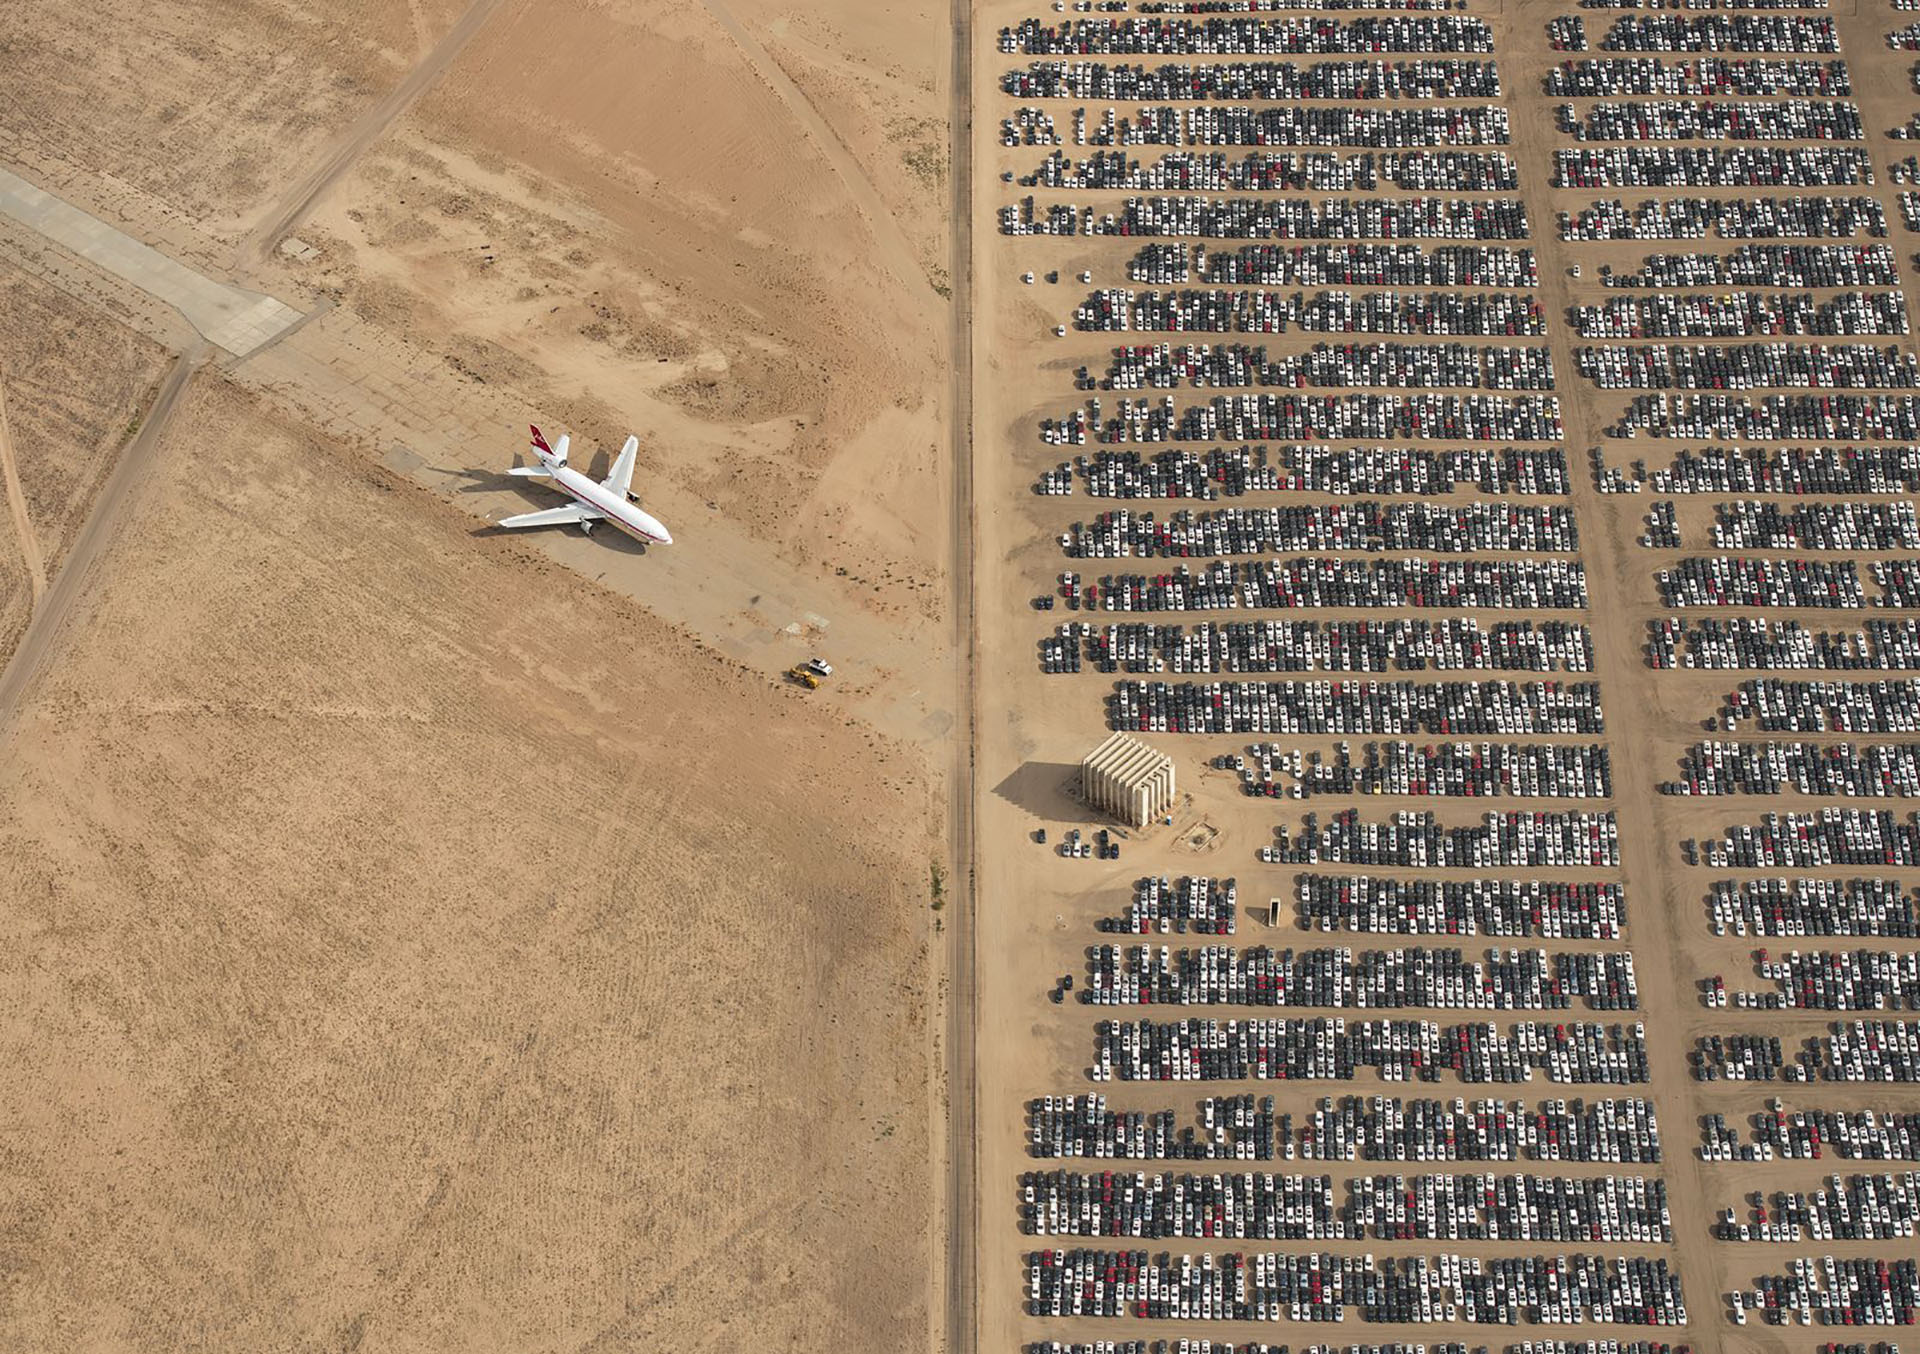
{"left": 529, "top": 424, "right": 568, "bottom": 466}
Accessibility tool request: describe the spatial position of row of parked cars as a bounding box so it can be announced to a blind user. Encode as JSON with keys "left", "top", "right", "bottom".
{"left": 1718, "top": 678, "right": 1920, "bottom": 733}
{"left": 1071, "top": 287, "right": 1547, "bottom": 337}
{"left": 1025, "top": 148, "right": 1518, "bottom": 194}
{"left": 1555, "top": 145, "right": 1874, "bottom": 190}
{"left": 1067, "top": 445, "right": 1571, "bottom": 499}
{"left": 1602, "top": 244, "right": 1900, "bottom": 290}
{"left": 1299, "top": 1094, "right": 1660, "bottom": 1164}
{"left": 1069, "top": 618, "right": 1594, "bottom": 677}
{"left": 1029, "top": 1092, "right": 1661, "bottom": 1164}
{"left": 1713, "top": 500, "right": 1920, "bottom": 550}
{"left": 1097, "top": 342, "right": 1555, "bottom": 394}
{"left": 1030, "top": 1093, "right": 1283, "bottom": 1161}
{"left": 1708, "top": 877, "right": 1919, "bottom": 940}
{"left": 1656, "top": 555, "right": 1867, "bottom": 610}
{"left": 1087, "top": 558, "right": 1591, "bottom": 613}
{"left": 1134, "top": 241, "right": 1540, "bottom": 288}
{"left": 1022, "top": 1168, "right": 1671, "bottom": 1242}
{"left": 1545, "top": 55, "right": 1849, "bottom": 96}
{"left": 1563, "top": 195, "right": 1885, "bottom": 243}
{"left": 1092, "top": 1017, "right": 1651, "bottom": 1085}
{"left": 1064, "top": 500, "right": 1577, "bottom": 559}
{"left": 1595, "top": 12, "right": 1836, "bottom": 53}
{"left": 1574, "top": 292, "right": 1909, "bottom": 340}
{"left": 1617, "top": 393, "right": 1920, "bottom": 442}
{"left": 1083, "top": 943, "right": 1636, "bottom": 1012}
{"left": 1114, "top": 678, "right": 1605, "bottom": 737}
{"left": 1106, "top": 875, "right": 1239, "bottom": 935}
{"left": 1578, "top": 342, "right": 1920, "bottom": 392}
{"left": 1716, "top": 1171, "right": 1919, "bottom": 1242}
{"left": 1700, "top": 1101, "right": 1920, "bottom": 1162}
{"left": 1001, "top": 14, "right": 1497, "bottom": 55}
{"left": 1238, "top": 740, "right": 1612, "bottom": 801}
{"left": 1012, "top": 193, "right": 1534, "bottom": 242}
{"left": 1558, "top": 97, "right": 1861, "bottom": 143}
{"left": 1027, "top": 1248, "right": 1686, "bottom": 1324}
{"left": 1665, "top": 740, "right": 1920, "bottom": 798}
{"left": 1652, "top": 617, "right": 1920, "bottom": 671}
{"left": 1695, "top": 1021, "right": 1920, "bottom": 1083}
{"left": 1692, "top": 809, "right": 1920, "bottom": 869}
{"left": 1730, "top": 1256, "right": 1916, "bottom": 1327}
{"left": 1296, "top": 876, "right": 1626, "bottom": 940}
{"left": 1716, "top": 948, "right": 1920, "bottom": 1012}
{"left": 1060, "top": 102, "right": 1513, "bottom": 151}
{"left": 1004, "top": 57, "right": 1501, "bottom": 102}
{"left": 1268, "top": 809, "right": 1621, "bottom": 869}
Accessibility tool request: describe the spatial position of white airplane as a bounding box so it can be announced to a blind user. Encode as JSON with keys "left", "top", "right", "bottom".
{"left": 499, "top": 425, "right": 673, "bottom": 545}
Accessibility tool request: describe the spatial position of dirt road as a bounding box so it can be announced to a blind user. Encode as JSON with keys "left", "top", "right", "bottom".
{"left": 0, "top": 343, "right": 201, "bottom": 729}
{"left": 0, "top": 378, "right": 46, "bottom": 603}
{"left": 943, "top": 8, "right": 980, "bottom": 1354}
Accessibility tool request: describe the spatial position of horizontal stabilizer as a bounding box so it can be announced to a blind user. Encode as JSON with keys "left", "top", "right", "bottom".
{"left": 497, "top": 503, "right": 605, "bottom": 529}
{"left": 507, "top": 464, "right": 552, "bottom": 478}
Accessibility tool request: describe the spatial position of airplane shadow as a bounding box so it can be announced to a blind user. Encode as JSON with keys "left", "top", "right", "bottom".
{"left": 991, "top": 760, "right": 1083, "bottom": 821}
{"left": 429, "top": 466, "right": 651, "bottom": 555}
{"left": 428, "top": 465, "right": 536, "bottom": 496}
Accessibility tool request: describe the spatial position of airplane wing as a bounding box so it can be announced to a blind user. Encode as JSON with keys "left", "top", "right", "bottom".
{"left": 601, "top": 435, "right": 640, "bottom": 498}
{"left": 497, "top": 503, "right": 605, "bottom": 529}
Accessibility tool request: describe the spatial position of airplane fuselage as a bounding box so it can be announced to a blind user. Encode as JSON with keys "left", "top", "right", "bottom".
{"left": 546, "top": 461, "right": 673, "bottom": 545}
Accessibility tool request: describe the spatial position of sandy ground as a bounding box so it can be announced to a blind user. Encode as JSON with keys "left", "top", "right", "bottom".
{"left": 0, "top": 0, "right": 954, "bottom": 655}
{"left": 970, "top": 2, "right": 1920, "bottom": 1352}
{"left": 0, "top": 265, "right": 168, "bottom": 661}
{"left": 0, "top": 375, "right": 934, "bottom": 1351}
{"left": 0, "top": 1, "right": 423, "bottom": 249}
{"left": 286, "top": 0, "right": 951, "bottom": 588}
{"left": 0, "top": 0, "right": 956, "bottom": 1349}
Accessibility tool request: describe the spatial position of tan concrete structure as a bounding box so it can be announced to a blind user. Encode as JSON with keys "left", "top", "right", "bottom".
{"left": 1081, "top": 732, "right": 1175, "bottom": 828}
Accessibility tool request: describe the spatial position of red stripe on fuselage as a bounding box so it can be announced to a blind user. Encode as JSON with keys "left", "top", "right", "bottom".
{"left": 550, "top": 469, "right": 669, "bottom": 544}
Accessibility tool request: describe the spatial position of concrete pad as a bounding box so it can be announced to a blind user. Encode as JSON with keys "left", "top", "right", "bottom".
{"left": 0, "top": 165, "right": 304, "bottom": 358}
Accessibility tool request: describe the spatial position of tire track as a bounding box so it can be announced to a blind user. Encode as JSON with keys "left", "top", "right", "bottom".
{"left": 0, "top": 376, "right": 46, "bottom": 603}
{"left": 696, "top": 0, "right": 936, "bottom": 298}
{"left": 238, "top": 0, "right": 508, "bottom": 263}
{"left": 0, "top": 343, "right": 203, "bottom": 734}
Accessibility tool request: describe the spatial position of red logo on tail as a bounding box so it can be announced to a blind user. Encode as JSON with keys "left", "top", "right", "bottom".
{"left": 529, "top": 424, "right": 552, "bottom": 454}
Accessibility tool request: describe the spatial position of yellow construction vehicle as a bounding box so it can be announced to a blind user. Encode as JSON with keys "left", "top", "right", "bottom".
{"left": 786, "top": 665, "right": 820, "bottom": 690}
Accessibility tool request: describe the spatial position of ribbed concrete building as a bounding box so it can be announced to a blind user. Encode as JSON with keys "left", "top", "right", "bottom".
{"left": 1082, "top": 732, "right": 1175, "bottom": 828}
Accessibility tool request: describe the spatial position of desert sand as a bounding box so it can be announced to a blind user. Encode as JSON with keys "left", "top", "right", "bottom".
{"left": 0, "top": 1, "right": 959, "bottom": 1350}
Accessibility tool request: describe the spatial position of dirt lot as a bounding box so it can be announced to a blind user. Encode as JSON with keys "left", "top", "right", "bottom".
{"left": 0, "top": 375, "right": 934, "bottom": 1351}
{"left": 0, "top": 264, "right": 168, "bottom": 663}
{"left": 0, "top": 0, "right": 952, "bottom": 629}
{"left": 0, "top": 266, "right": 170, "bottom": 560}
{"left": 275, "top": 0, "right": 951, "bottom": 591}
{"left": 0, "top": 0, "right": 424, "bottom": 250}
{"left": 0, "top": 0, "right": 956, "bottom": 1348}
